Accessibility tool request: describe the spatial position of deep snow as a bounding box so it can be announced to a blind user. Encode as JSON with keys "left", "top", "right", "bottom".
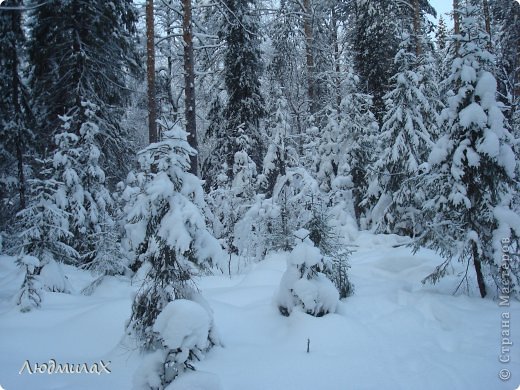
{"left": 0, "top": 232, "right": 518, "bottom": 390}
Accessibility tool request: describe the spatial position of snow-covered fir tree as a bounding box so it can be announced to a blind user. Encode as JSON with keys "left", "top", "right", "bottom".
{"left": 201, "top": 94, "right": 226, "bottom": 191}
{"left": 232, "top": 149, "right": 257, "bottom": 200}
{"left": 435, "top": 15, "right": 448, "bottom": 51}
{"left": 52, "top": 102, "right": 124, "bottom": 273}
{"left": 0, "top": 0, "right": 32, "bottom": 227}
{"left": 276, "top": 229, "right": 340, "bottom": 317}
{"left": 364, "top": 35, "right": 436, "bottom": 236}
{"left": 351, "top": 0, "right": 402, "bottom": 121}
{"left": 27, "top": 0, "right": 140, "bottom": 179}
{"left": 212, "top": 0, "right": 266, "bottom": 180}
{"left": 206, "top": 173, "right": 241, "bottom": 274}
{"left": 413, "top": 1, "right": 519, "bottom": 298}
{"left": 258, "top": 96, "right": 298, "bottom": 198}
{"left": 337, "top": 74, "right": 379, "bottom": 224}
{"left": 125, "top": 126, "right": 222, "bottom": 386}
{"left": 491, "top": 0, "right": 519, "bottom": 132}
{"left": 266, "top": 0, "right": 307, "bottom": 155}
{"left": 305, "top": 205, "right": 354, "bottom": 299}
{"left": 315, "top": 105, "right": 343, "bottom": 193}
{"left": 206, "top": 131, "right": 259, "bottom": 270}
{"left": 15, "top": 161, "right": 77, "bottom": 311}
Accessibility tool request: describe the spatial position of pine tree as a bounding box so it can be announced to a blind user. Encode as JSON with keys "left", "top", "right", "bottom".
{"left": 414, "top": 1, "right": 519, "bottom": 298}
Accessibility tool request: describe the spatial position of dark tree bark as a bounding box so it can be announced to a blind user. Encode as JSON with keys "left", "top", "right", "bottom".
{"left": 331, "top": 8, "right": 341, "bottom": 112}
{"left": 453, "top": 0, "right": 460, "bottom": 54}
{"left": 413, "top": 0, "right": 422, "bottom": 56}
{"left": 303, "top": 0, "right": 316, "bottom": 115}
{"left": 183, "top": 0, "right": 198, "bottom": 176}
{"left": 472, "top": 244, "right": 487, "bottom": 298}
{"left": 146, "top": 0, "right": 158, "bottom": 144}
{"left": 482, "top": 0, "right": 492, "bottom": 49}
{"left": 6, "top": 0, "right": 26, "bottom": 209}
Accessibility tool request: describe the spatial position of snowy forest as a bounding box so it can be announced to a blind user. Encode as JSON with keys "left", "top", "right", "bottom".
{"left": 0, "top": 0, "right": 519, "bottom": 389}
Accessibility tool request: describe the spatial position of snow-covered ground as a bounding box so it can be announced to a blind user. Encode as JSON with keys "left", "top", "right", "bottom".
{"left": 1, "top": 232, "right": 518, "bottom": 390}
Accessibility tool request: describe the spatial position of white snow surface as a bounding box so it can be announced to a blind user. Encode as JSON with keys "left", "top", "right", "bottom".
{"left": 0, "top": 231, "right": 519, "bottom": 390}
{"left": 166, "top": 371, "right": 222, "bottom": 390}
{"left": 153, "top": 299, "right": 211, "bottom": 351}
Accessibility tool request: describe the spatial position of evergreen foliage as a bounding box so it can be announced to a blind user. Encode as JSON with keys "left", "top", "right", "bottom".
{"left": 276, "top": 230, "right": 340, "bottom": 317}
{"left": 27, "top": 0, "right": 140, "bottom": 179}
{"left": 216, "top": 0, "right": 266, "bottom": 179}
{"left": 15, "top": 161, "right": 77, "bottom": 311}
{"left": 125, "top": 126, "right": 222, "bottom": 350}
{"left": 412, "top": 2, "right": 519, "bottom": 298}
{"left": 0, "top": 0, "right": 32, "bottom": 225}
{"left": 364, "top": 36, "right": 436, "bottom": 235}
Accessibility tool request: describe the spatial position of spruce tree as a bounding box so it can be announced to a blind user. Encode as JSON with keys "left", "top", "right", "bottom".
{"left": 339, "top": 74, "right": 379, "bottom": 224}
{"left": 15, "top": 161, "right": 77, "bottom": 311}
{"left": 492, "top": 0, "right": 519, "bottom": 130}
{"left": 0, "top": 0, "right": 32, "bottom": 225}
{"left": 259, "top": 96, "right": 298, "bottom": 198}
{"left": 414, "top": 1, "right": 519, "bottom": 298}
{"left": 52, "top": 102, "right": 122, "bottom": 272}
{"left": 267, "top": 0, "right": 307, "bottom": 154}
{"left": 217, "top": 0, "right": 266, "bottom": 179}
{"left": 27, "top": 0, "right": 140, "bottom": 179}
{"left": 436, "top": 15, "right": 448, "bottom": 51}
{"left": 125, "top": 126, "right": 222, "bottom": 351}
{"left": 351, "top": 0, "right": 401, "bottom": 121}
{"left": 364, "top": 36, "right": 436, "bottom": 235}
{"left": 276, "top": 229, "right": 340, "bottom": 317}
{"left": 351, "top": 0, "right": 436, "bottom": 122}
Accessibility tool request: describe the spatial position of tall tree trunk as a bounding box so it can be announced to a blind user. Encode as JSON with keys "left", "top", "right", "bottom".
{"left": 331, "top": 8, "right": 341, "bottom": 112}
{"left": 183, "top": 0, "right": 197, "bottom": 176}
{"left": 146, "top": 0, "right": 158, "bottom": 144}
{"left": 413, "top": 0, "right": 422, "bottom": 56}
{"left": 9, "top": 0, "right": 26, "bottom": 209}
{"left": 166, "top": 0, "right": 178, "bottom": 123}
{"left": 303, "top": 0, "right": 316, "bottom": 115}
{"left": 453, "top": 0, "right": 460, "bottom": 54}
{"left": 472, "top": 244, "right": 487, "bottom": 298}
{"left": 482, "top": 0, "right": 492, "bottom": 49}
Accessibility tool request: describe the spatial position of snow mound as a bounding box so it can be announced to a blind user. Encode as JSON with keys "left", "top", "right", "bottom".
{"left": 277, "top": 240, "right": 339, "bottom": 317}
{"left": 153, "top": 299, "right": 211, "bottom": 351}
{"left": 19, "top": 255, "right": 40, "bottom": 273}
{"left": 40, "top": 259, "right": 71, "bottom": 293}
{"left": 292, "top": 274, "right": 339, "bottom": 315}
{"left": 289, "top": 241, "right": 321, "bottom": 267}
{"left": 133, "top": 350, "right": 165, "bottom": 390}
